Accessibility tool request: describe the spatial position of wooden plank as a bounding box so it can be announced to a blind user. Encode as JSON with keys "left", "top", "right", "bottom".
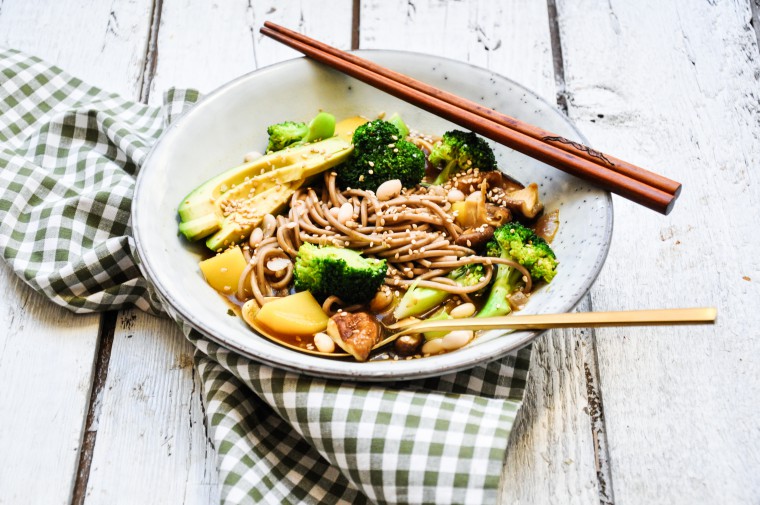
{"left": 147, "top": 0, "right": 354, "bottom": 104}
{"left": 360, "top": 0, "right": 557, "bottom": 101}
{"left": 0, "top": 0, "right": 154, "bottom": 97}
{"left": 82, "top": 311, "right": 219, "bottom": 505}
{"left": 146, "top": 0, "right": 254, "bottom": 104}
{"left": 82, "top": 2, "right": 352, "bottom": 503}
{"left": 0, "top": 1, "right": 153, "bottom": 503}
{"left": 360, "top": 2, "right": 605, "bottom": 503}
{"left": 0, "top": 264, "right": 100, "bottom": 505}
{"left": 557, "top": 0, "right": 760, "bottom": 502}
{"left": 250, "top": 1, "right": 355, "bottom": 69}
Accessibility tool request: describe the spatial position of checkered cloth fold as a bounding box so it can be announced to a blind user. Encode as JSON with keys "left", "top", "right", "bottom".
{"left": 0, "top": 48, "right": 532, "bottom": 505}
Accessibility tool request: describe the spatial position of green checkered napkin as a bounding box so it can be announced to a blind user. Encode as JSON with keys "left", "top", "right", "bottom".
{"left": 0, "top": 48, "right": 532, "bottom": 505}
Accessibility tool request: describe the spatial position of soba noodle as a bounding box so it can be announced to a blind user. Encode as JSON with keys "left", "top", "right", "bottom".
{"left": 237, "top": 171, "right": 532, "bottom": 309}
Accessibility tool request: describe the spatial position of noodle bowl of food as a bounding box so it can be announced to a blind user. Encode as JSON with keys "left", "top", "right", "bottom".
{"left": 132, "top": 51, "right": 613, "bottom": 380}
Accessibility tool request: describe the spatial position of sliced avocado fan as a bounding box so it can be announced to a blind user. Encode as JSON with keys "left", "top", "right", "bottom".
{"left": 178, "top": 136, "right": 353, "bottom": 251}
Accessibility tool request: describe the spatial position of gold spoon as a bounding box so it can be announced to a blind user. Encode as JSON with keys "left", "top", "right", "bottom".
{"left": 374, "top": 307, "right": 718, "bottom": 348}
{"left": 243, "top": 302, "right": 717, "bottom": 359}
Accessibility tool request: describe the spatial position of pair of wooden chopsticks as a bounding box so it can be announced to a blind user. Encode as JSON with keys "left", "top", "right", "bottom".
{"left": 261, "top": 22, "right": 682, "bottom": 215}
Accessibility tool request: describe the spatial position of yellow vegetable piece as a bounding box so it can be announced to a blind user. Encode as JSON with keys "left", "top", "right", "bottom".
{"left": 335, "top": 116, "right": 369, "bottom": 141}
{"left": 254, "top": 291, "right": 329, "bottom": 335}
{"left": 199, "top": 246, "right": 247, "bottom": 294}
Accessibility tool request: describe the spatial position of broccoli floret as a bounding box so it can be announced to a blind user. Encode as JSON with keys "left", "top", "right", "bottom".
{"left": 477, "top": 223, "right": 558, "bottom": 318}
{"left": 337, "top": 119, "right": 425, "bottom": 191}
{"left": 266, "top": 112, "right": 336, "bottom": 153}
{"left": 266, "top": 121, "right": 309, "bottom": 152}
{"left": 429, "top": 130, "right": 497, "bottom": 185}
{"left": 393, "top": 263, "right": 486, "bottom": 319}
{"left": 293, "top": 243, "right": 387, "bottom": 304}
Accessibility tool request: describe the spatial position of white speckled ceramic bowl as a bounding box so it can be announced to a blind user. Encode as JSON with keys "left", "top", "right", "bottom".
{"left": 133, "top": 51, "right": 613, "bottom": 381}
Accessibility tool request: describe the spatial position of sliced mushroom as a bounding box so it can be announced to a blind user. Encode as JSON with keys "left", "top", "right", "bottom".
{"left": 326, "top": 312, "right": 381, "bottom": 361}
{"left": 451, "top": 192, "right": 511, "bottom": 231}
{"left": 501, "top": 183, "right": 544, "bottom": 219}
{"left": 534, "top": 209, "right": 560, "bottom": 243}
{"left": 451, "top": 170, "right": 524, "bottom": 196}
{"left": 484, "top": 204, "right": 511, "bottom": 227}
{"left": 394, "top": 334, "right": 422, "bottom": 356}
{"left": 455, "top": 225, "right": 495, "bottom": 250}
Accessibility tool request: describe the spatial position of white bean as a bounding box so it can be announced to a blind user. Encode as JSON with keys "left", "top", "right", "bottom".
{"left": 421, "top": 338, "right": 445, "bottom": 355}
{"left": 329, "top": 207, "right": 341, "bottom": 219}
{"left": 441, "top": 330, "right": 473, "bottom": 351}
{"left": 376, "top": 179, "right": 402, "bottom": 201}
{"left": 313, "top": 332, "right": 335, "bottom": 353}
{"left": 249, "top": 227, "right": 264, "bottom": 246}
{"left": 447, "top": 188, "right": 465, "bottom": 202}
{"left": 262, "top": 214, "right": 277, "bottom": 238}
{"left": 450, "top": 303, "right": 476, "bottom": 318}
{"left": 337, "top": 202, "right": 354, "bottom": 224}
{"left": 244, "top": 151, "right": 263, "bottom": 162}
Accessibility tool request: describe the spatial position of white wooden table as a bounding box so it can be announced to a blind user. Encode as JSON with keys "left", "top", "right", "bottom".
{"left": 1, "top": 1, "right": 758, "bottom": 504}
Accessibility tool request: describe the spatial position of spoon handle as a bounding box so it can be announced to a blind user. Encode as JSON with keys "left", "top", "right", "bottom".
{"left": 393, "top": 307, "right": 717, "bottom": 336}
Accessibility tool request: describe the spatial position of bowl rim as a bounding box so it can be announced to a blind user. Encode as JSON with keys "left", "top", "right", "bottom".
{"left": 132, "top": 49, "right": 614, "bottom": 381}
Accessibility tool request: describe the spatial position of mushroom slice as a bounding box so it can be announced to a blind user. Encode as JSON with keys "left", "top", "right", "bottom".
{"left": 452, "top": 170, "right": 524, "bottom": 196}
{"left": 455, "top": 225, "right": 495, "bottom": 250}
{"left": 502, "top": 183, "right": 544, "bottom": 219}
{"left": 484, "top": 204, "right": 511, "bottom": 227}
{"left": 326, "top": 312, "right": 381, "bottom": 361}
{"left": 451, "top": 193, "right": 511, "bottom": 232}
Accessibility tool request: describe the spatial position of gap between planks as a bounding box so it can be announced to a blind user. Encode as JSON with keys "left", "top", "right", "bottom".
{"left": 71, "top": 311, "right": 118, "bottom": 505}
{"left": 546, "top": 1, "right": 614, "bottom": 503}
{"left": 351, "top": 0, "right": 361, "bottom": 50}
{"left": 139, "top": 0, "right": 164, "bottom": 103}
{"left": 751, "top": 0, "right": 760, "bottom": 53}
{"left": 546, "top": 0, "right": 568, "bottom": 113}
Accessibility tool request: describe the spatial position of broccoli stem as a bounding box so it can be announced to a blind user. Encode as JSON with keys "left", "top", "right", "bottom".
{"left": 394, "top": 264, "right": 485, "bottom": 320}
{"left": 393, "top": 285, "right": 449, "bottom": 320}
{"left": 432, "top": 159, "right": 458, "bottom": 185}
{"left": 388, "top": 113, "right": 410, "bottom": 138}
{"left": 476, "top": 266, "right": 523, "bottom": 318}
{"left": 423, "top": 309, "right": 452, "bottom": 341}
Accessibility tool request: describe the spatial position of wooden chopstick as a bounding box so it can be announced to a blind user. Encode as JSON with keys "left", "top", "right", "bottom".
{"left": 264, "top": 22, "right": 681, "bottom": 199}
{"left": 261, "top": 23, "right": 681, "bottom": 215}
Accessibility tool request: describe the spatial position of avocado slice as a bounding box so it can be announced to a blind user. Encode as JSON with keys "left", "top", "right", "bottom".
{"left": 178, "top": 135, "right": 353, "bottom": 250}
